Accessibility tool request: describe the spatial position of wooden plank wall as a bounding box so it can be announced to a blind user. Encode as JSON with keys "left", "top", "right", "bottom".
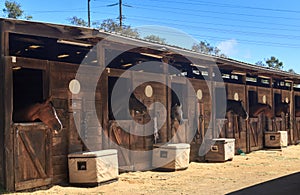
{"left": 3, "top": 57, "right": 14, "bottom": 190}
{"left": 0, "top": 22, "right": 5, "bottom": 187}
{"left": 273, "top": 89, "right": 290, "bottom": 134}
{"left": 50, "top": 61, "right": 105, "bottom": 184}
{"left": 226, "top": 83, "right": 247, "bottom": 153}
{"left": 107, "top": 70, "right": 168, "bottom": 171}
{"left": 257, "top": 86, "right": 273, "bottom": 131}
{"left": 281, "top": 89, "right": 293, "bottom": 144}
{"left": 247, "top": 85, "right": 264, "bottom": 152}
{"left": 189, "top": 79, "right": 211, "bottom": 161}
{"left": 294, "top": 91, "right": 300, "bottom": 143}
{"left": 170, "top": 77, "right": 188, "bottom": 144}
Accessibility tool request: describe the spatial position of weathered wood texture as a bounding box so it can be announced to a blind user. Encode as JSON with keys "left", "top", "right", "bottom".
{"left": 50, "top": 60, "right": 105, "bottom": 181}
{"left": 0, "top": 22, "right": 5, "bottom": 188}
{"left": 4, "top": 56, "right": 14, "bottom": 191}
{"left": 273, "top": 89, "right": 292, "bottom": 144}
{"left": 106, "top": 71, "right": 168, "bottom": 171}
{"left": 2, "top": 17, "right": 300, "bottom": 192}
{"left": 293, "top": 91, "right": 300, "bottom": 143}
{"left": 247, "top": 86, "right": 268, "bottom": 152}
{"left": 13, "top": 123, "right": 52, "bottom": 191}
{"left": 189, "top": 79, "right": 212, "bottom": 161}
{"left": 224, "top": 83, "right": 247, "bottom": 153}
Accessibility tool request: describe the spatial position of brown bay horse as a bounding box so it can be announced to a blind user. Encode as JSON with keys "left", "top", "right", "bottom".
{"left": 249, "top": 103, "right": 274, "bottom": 119}
{"left": 275, "top": 101, "right": 289, "bottom": 117}
{"left": 13, "top": 97, "right": 63, "bottom": 134}
{"left": 226, "top": 99, "right": 249, "bottom": 120}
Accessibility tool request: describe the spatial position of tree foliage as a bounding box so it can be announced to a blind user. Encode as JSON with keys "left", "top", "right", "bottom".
{"left": 98, "top": 19, "right": 139, "bottom": 38}
{"left": 192, "top": 41, "right": 226, "bottom": 57}
{"left": 3, "top": 0, "right": 32, "bottom": 20}
{"left": 265, "top": 56, "right": 283, "bottom": 69}
{"left": 256, "top": 56, "right": 284, "bottom": 70}
{"left": 288, "top": 69, "right": 296, "bottom": 74}
{"left": 144, "top": 35, "right": 167, "bottom": 44}
{"left": 68, "top": 16, "right": 88, "bottom": 27}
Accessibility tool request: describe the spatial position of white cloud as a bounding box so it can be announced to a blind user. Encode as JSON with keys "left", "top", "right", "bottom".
{"left": 217, "top": 39, "right": 238, "bottom": 56}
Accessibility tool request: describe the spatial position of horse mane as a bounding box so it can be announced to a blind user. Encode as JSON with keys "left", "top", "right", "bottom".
{"left": 250, "top": 103, "right": 273, "bottom": 117}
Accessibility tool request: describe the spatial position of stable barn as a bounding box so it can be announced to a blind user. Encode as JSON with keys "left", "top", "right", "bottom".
{"left": 1, "top": 18, "right": 300, "bottom": 192}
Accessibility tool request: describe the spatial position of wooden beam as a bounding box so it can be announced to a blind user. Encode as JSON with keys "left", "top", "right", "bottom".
{"left": 2, "top": 19, "right": 98, "bottom": 42}
{"left": 0, "top": 21, "right": 15, "bottom": 191}
{"left": 0, "top": 19, "right": 5, "bottom": 188}
{"left": 3, "top": 57, "right": 14, "bottom": 191}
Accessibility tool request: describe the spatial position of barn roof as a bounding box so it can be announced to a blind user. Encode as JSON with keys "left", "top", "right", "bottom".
{"left": 1, "top": 17, "right": 300, "bottom": 84}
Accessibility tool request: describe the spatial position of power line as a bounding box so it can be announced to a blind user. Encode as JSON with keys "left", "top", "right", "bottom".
{"left": 141, "top": 0, "right": 300, "bottom": 14}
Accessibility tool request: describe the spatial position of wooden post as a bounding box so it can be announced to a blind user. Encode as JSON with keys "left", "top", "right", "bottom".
{"left": 3, "top": 31, "right": 15, "bottom": 191}
{"left": 270, "top": 77, "right": 274, "bottom": 131}
{"left": 163, "top": 59, "right": 169, "bottom": 143}
{"left": 0, "top": 20, "right": 5, "bottom": 189}
{"left": 209, "top": 66, "right": 217, "bottom": 138}
{"left": 97, "top": 44, "right": 109, "bottom": 149}
{"left": 290, "top": 81, "right": 295, "bottom": 144}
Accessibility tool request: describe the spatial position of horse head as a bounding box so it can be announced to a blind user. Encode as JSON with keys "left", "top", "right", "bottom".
{"left": 171, "top": 103, "right": 184, "bottom": 125}
{"left": 227, "top": 100, "right": 249, "bottom": 120}
{"left": 275, "top": 101, "right": 290, "bottom": 116}
{"left": 129, "top": 93, "right": 151, "bottom": 123}
{"left": 38, "top": 97, "right": 63, "bottom": 134}
{"left": 251, "top": 103, "right": 274, "bottom": 119}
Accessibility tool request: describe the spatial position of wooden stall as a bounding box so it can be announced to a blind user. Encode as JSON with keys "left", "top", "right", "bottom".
{"left": 0, "top": 19, "right": 102, "bottom": 191}
{"left": 189, "top": 78, "right": 212, "bottom": 161}
{"left": 273, "top": 79, "right": 293, "bottom": 144}
{"left": 246, "top": 82, "right": 272, "bottom": 151}
{"left": 293, "top": 90, "right": 300, "bottom": 144}
{"left": 2, "top": 18, "right": 300, "bottom": 192}
{"left": 224, "top": 82, "right": 247, "bottom": 153}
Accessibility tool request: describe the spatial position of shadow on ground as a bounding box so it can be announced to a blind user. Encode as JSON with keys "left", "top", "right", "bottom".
{"left": 227, "top": 172, "right": 300, "bottom": 195}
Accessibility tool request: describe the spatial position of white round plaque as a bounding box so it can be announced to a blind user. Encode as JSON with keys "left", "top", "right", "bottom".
{"left": 145, "top": 85, "right": 153, "bottom": 97}
{"left": 262, "top": 95, "right": 267, "bottom": 104}
{"left": 285, "top": 97, "right": 289, "bottom": 103}
{"left": 197, "top": 89, "right": 203, "bottom": 100}
{"left": 69, "top": 79, "right": 81, "bottom": 94}
{"left": 234, "top": 93, "right": 239, "bottom": 101}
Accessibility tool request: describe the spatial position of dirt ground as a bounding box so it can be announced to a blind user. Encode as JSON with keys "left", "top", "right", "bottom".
{"left": 8, "top": 144, "right": 300, "bottom": 195}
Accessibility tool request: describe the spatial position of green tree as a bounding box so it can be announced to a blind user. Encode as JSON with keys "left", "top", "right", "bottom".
{"left": 144, "top": 35, "right": 167, "bottom": 44}
{"left": 3, "top": 0, "right": 32, "bottom": 20}
{"left": 68, "top": 16, "right": 88, "bottom": 27}
{"left": 98, "top": 19, "right": 139, "bottom": 38}
{"left": 192, "top": 41, "right": 225, "bottom": 57}
{"left": 288, "top": 69, "right": 296, "bottom": 74}
{"left": 265, "top": 56, "right": 283, "bottom": 69}
{"left": 255, "top": 60, "right": 266, "bottom": 66}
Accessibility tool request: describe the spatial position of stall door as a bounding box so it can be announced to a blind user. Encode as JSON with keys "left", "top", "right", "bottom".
{"left": 14, "top": 123, "right": 52, "bottom": 191}
{"left": 248, "top": 117, "right": 264, "bottom": 151}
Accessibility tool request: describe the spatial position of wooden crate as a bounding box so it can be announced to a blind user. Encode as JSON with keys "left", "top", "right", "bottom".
{"left": 264, "top": 131, "right": 288, "bottom": 148}
{"left": 152, "top": 143, "right": 190, "bottom": 170}
{"left": 68, "top": 149, "right": 118, "bottom": 186}
{"left": 205, "top": 138, "right": 235, "bottom": 162}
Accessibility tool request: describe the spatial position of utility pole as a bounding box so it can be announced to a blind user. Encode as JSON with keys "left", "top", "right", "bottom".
{"left": 88, "top": 0, "right": 91, "bottom": 27}
{"left": 119, "top": 0, "right": 122, "bottom": 28}
{"left": 107, "top": 0, "right": 132, "bottom": 29}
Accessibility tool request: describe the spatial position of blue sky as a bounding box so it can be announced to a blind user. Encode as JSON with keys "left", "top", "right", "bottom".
{"left": 2, "top": 0, "right": 300, "bottom": 73}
